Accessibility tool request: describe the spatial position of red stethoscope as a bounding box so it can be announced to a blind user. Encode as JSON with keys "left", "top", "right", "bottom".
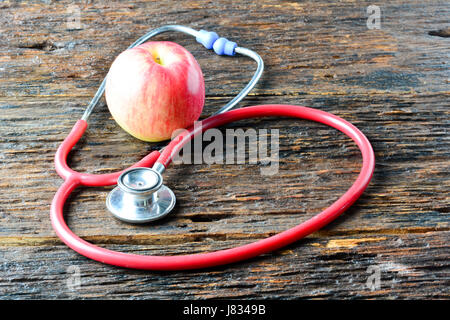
{"left": 51, "top": 25, "right": 375, "bottom": 270}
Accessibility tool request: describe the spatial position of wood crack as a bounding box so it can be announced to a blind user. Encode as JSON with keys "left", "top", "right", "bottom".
{"left": 0, "top": 228, "right": 447, "bottom": 247}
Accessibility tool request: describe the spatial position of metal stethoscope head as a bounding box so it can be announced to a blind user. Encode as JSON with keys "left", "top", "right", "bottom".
{"left": 106, "top": 166, "right": 175, "bottom": 223}
{"left": 85, "top": 25, "right": 264, "bottom": 223}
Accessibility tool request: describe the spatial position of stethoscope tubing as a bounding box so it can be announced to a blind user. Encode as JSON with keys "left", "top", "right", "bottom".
{"left": 51, "top": 104, "right": 375, "bottom": 270}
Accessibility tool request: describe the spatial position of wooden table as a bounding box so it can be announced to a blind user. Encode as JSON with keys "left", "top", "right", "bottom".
{"left": 1, "top": 0, "right": 448, "bottom": 299}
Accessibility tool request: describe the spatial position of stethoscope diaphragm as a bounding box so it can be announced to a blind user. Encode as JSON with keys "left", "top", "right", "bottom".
{"left": 106, "top": 167, "right": 176, "bottom": 223}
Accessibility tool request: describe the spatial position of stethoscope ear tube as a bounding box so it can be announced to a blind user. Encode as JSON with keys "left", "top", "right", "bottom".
{"left": 54, "top": 119, "right": 161, "bottom": 187}
{"left": 51, "top": 104, "right": 375, "bottom": 271}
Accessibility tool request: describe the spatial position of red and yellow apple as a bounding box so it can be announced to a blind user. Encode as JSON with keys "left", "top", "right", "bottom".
{"left": 105, "top": 41, "right": 205, "bottom": 142}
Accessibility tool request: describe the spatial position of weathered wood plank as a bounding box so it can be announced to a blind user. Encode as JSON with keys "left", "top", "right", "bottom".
{"left": 0, "top": 231, "right": 447, "bottom": 299}
{"left": 1, "top": 0, "right": 449, "bottom": 98}
{"left": 0, "top": 0, "right": 448, "bottom": 299}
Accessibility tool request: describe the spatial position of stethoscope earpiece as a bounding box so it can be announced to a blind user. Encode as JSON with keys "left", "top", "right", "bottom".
{"left": 106, "top": 167, "right": 176, "bottom": 223}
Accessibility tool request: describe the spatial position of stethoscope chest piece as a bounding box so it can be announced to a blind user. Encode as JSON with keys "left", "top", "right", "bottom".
{"left": 106, "top": 167, "right": 176, "bottom": 223}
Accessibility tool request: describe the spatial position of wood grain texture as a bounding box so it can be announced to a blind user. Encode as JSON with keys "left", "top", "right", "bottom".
{"left": 0, "top": 0, "right": 448, "bottom": 299}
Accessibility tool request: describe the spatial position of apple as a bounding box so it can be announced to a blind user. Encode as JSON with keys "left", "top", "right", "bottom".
{"left": 105, "top": 41, "right": 205, "bottom": 142}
